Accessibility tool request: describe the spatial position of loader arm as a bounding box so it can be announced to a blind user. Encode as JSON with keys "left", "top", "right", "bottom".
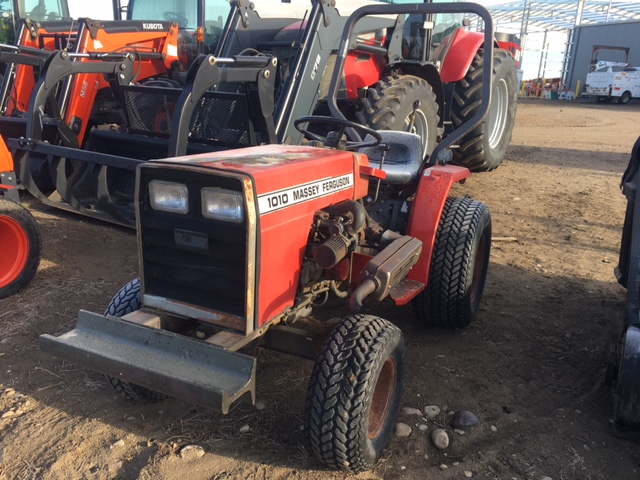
{"left": 168, "top": 54, "right": 278, "bottom": 157}
{"left": 1, "top": 19, "right": 79, "bottom": 116}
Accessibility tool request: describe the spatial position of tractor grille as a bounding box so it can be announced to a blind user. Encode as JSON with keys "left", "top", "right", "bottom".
{"left": 120, "top": 86, "right": 252, "bottom": 145}
{"left": 138, "top": 167, "right": 250, "bottom": 319}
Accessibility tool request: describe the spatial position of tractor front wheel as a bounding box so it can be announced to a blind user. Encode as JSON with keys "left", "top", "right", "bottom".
{"left": 305, "top": 314, "right": 405, "bottom": 473}
{"left": 104, "top": 278, "right": 167, "bottom": 403}
{"left": 413, "top": 197, "right": 491, "bottom": 328}
{"left": 0, "top": 198, "right": 42, "bottom": 299}
{"left": 450, "top": 48, "right": 518, "bottom": 172}
{"left": 357, "top": 74, "right": 440, "bottom": 159}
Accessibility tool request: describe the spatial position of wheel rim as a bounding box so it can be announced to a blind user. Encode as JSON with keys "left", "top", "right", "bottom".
{"left": 403, "top": 108, "right": 429, "bottom": 158}
{"left": 0, "top": 215, "right": 30, "bottom": 289}
{"left": 487, "top": 78, "right": 508, "bottom": 149}
{"left": 470, "top": 228, "right": 490, "bottom": 306}
{"left": 368, "top": 357, "right": 397, "bottom": 440}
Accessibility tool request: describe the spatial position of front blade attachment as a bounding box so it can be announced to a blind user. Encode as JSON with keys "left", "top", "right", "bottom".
{"left": 40, "top": 310, "right": 256, "bottom": 413}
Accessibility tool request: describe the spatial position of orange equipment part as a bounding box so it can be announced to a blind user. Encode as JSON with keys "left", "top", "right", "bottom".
{"left": 0, "top": 137, "right": 12, "bottom": 172}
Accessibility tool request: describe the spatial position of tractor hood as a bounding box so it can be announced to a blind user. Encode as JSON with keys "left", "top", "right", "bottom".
{"left": 146, "top": 144, "right": 371, "bottom": 209}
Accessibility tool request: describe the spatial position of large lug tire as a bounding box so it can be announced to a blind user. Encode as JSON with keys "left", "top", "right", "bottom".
{"left": 413, "top": 197, "right": 492, "bottom": 328}
{"left": 104, "top": 278, "right": 167, "bottom": 403}
{"left": 357, "top": 74, "right": 440, "bottom": 159}
{"left": 305, "top": 314, "right": 405, "bottom": 473}
{"left": 613, "top": 325, "right": 640, "bottom": 429}
{"left": 450, "top": 48, "right": 518, "bottom": 172}
{"left": 0, "top": 198, "right": 42, "bottom": 299}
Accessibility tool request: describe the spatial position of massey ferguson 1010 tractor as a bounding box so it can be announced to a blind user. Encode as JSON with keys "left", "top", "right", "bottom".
{"left": 40, "top": 2, "right": 496, "bottom": 472}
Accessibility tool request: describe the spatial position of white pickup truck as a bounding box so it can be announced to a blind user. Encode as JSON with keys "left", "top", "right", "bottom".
{"left": 583, "top": 61, "right": 640, "bottom": 104}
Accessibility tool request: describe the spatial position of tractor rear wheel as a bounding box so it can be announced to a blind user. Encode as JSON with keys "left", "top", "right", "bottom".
{"left": 357, "top": 74, "right": 440, "bottom": 159}
{"left": 450, "top": 48, "right": 518, "bottom": 172}
{"left": 104, "top": 278, "right": 167, "bottom": 403}
{"left": 305, "top": 314, "right": 405, "bottom": 473}
{"left": 0, "top": 198, "right": 41, "bottom": 299}
{"left": 413, "top": 197, "right": 491, "bottom": 328}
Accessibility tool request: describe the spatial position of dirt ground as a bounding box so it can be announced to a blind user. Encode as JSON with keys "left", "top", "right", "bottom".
{"left": 2, "top": 100, "right": 640, "bottom": 480}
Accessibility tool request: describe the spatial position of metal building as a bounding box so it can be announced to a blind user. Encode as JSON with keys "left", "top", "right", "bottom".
{"left": 477, "top": 1, "right": 640, "bottom": 87}
{"left": 565, "top": 21, "right": 640, "bottom": 92}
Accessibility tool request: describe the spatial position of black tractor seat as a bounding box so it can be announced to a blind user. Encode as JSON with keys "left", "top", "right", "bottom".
{"left": 359, "top": 130, "right": 423, "bottom": 185}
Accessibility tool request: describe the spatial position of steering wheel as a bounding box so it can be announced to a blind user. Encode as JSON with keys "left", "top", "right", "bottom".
{"left": 294, "top": 116, "right": 382, "bottom": 151}
{"left": 164, "top": 12, "right": 189, "bottom": 27}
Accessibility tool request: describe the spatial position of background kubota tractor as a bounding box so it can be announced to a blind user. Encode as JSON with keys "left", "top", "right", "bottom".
{"left": 40, "top": 2, "right": 499, "bottom": 473}
{"left": 0, "top": 0, "right": 74, "bottom": 298}
{"left": 0, "top": 18, "right": 180, "bottom": 296}
{"left": 0, "top": 0, "right": 234, "bottom": 296}
{"left": 5, "top": 0, "right": 518, "bottom": 227}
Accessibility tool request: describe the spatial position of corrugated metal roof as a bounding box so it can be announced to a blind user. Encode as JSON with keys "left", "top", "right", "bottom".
{"left": 476, "top": 0, "right": 640, "bottom": 33}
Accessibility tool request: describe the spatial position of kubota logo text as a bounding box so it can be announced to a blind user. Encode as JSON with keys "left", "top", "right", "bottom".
{"left": 142, "top": 23, "right": 164, "bottom": 30}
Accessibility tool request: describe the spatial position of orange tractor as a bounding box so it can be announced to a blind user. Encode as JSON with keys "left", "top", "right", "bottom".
{"left": 0, "top": 0, "right": 233, "bottom": 296}
{"left": 0, "top": 0, "right": 75, "bottom": 298}
{"left": 0, "top": 19, "right": 181, "bottom": 297}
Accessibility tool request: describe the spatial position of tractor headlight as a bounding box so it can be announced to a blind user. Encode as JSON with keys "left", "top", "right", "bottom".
{"left": 149, "top": 180, "right": 188, "bottom": 214}
{"left": 201, "top": 187, "right": 244, "bottom": 223}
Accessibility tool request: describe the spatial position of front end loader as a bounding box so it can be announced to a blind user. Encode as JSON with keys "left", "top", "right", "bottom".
{"left": 40, "top": 2, "right": 497, "bottom": 473}
{"left": 0, "top": 17, "right": 75, "bottom": 297}
{"left": 0, "top": 12, "right": 205, "bottom": 296}
{"left": 0, "top": 0, "right": 235, "bottom": 297}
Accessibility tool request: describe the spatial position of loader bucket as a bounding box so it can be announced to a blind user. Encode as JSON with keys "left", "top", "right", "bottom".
{"left": 40, "top": 310, "right": 256, "bottom": 413}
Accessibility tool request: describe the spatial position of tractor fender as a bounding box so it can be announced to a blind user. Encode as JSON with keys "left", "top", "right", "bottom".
{"left": 401, "top": 165, "right": 471, "bottom": 299}
{"left": 384, "top": 62, "right": 445, "bottom": 129}
{"left": 436, "top": 29, "right": 498, "bottom": 84}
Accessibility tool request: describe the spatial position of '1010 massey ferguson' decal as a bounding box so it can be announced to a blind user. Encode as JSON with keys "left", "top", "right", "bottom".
{"left": 258, "top": 174, "right": 354, "bottom": 215}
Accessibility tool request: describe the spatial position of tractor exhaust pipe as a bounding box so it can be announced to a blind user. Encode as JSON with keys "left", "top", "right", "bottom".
{"left": 350, "top": 278, "right": 377, "bottom": 313}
